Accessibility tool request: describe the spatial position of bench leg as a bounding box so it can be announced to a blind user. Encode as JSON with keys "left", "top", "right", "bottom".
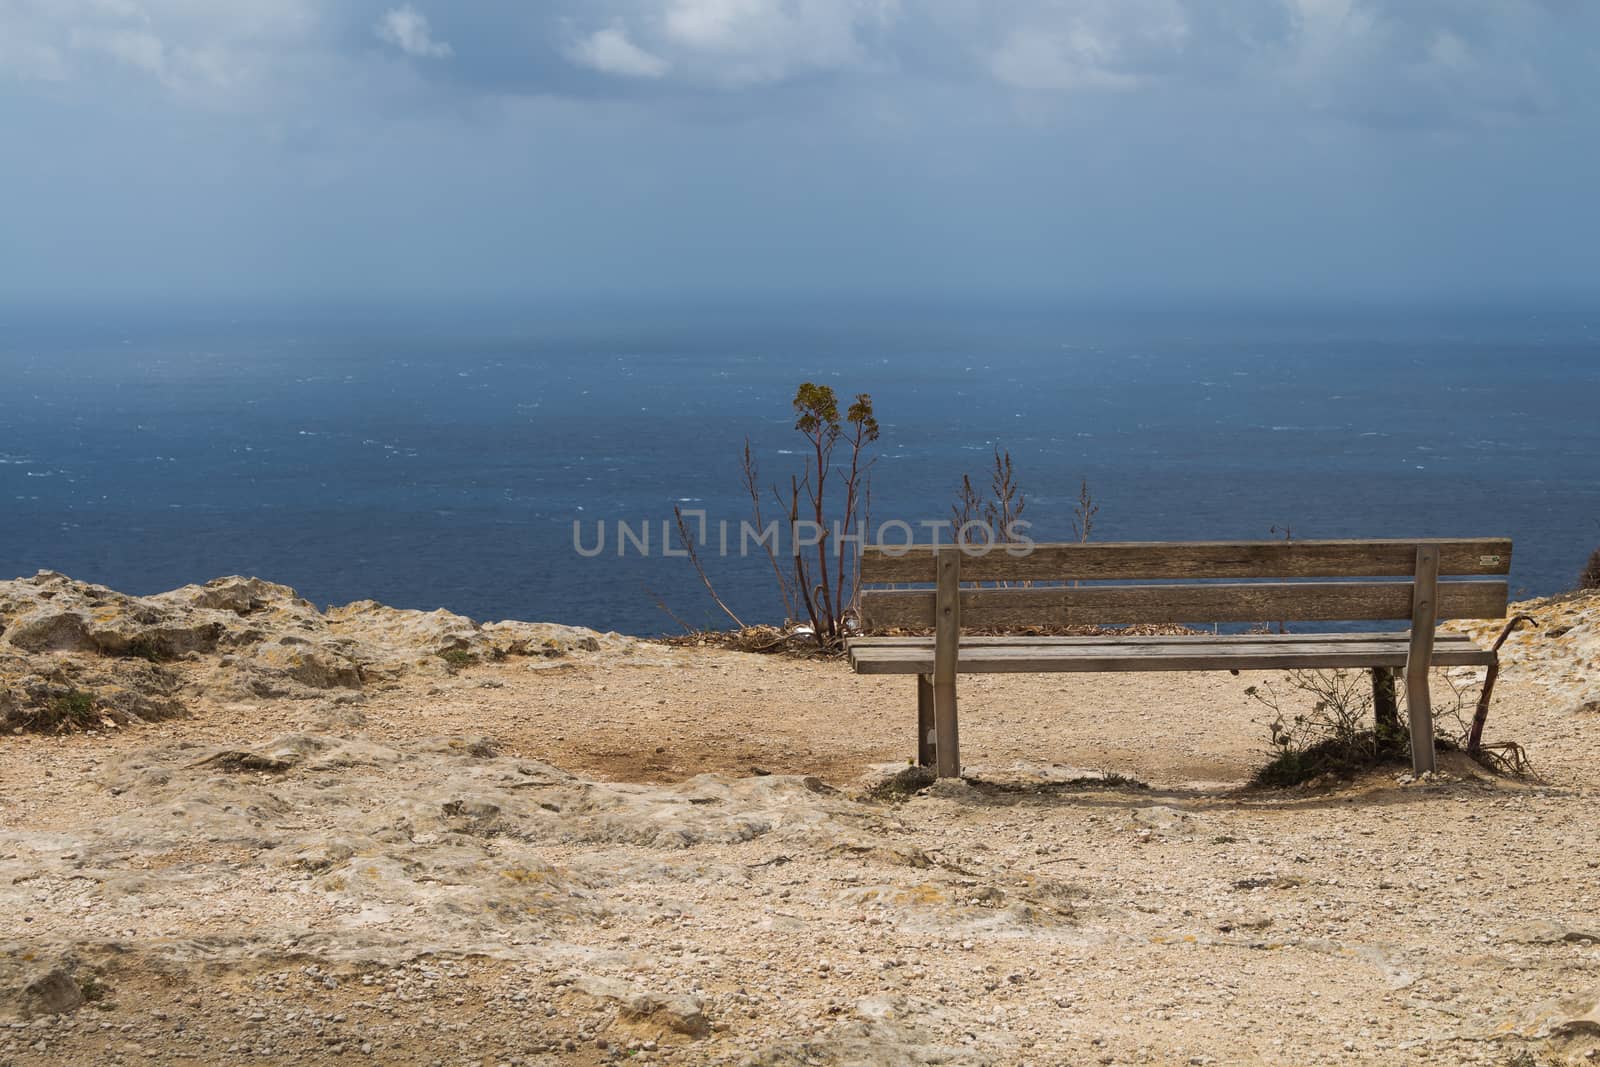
{"left": 1405, "top": 545, "right": 1440, "bottom": 776}
{"left": 933, "top": 677, "right": 960, "bottom": 779}
{"left": 931, "top": 545, "right": 962, "bottom": 779}
{"left": 916, "top": 674, "right": 935, "bottom": 767}
{"left": 1405, "top": 661, "right": 1435, "bottom": 775}
{"left": 1371, "top": 668, "right": 1401, "bottom": 747}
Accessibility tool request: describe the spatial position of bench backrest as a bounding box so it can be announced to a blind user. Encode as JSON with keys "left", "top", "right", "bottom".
{"left": 857, "top": 538, "right": 1511, "bottom": 631}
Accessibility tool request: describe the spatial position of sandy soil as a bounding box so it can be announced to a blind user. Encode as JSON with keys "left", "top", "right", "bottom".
{"left": 3, "top": 594, "right": 1599, "bottom": 1067}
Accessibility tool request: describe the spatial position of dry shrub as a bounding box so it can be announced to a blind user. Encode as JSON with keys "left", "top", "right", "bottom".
{"left": 1580, "top": 546, "right": 1600, "bottom": 590}
{"left": 1246, "top": 668, "right": 1518, "bottom": 787}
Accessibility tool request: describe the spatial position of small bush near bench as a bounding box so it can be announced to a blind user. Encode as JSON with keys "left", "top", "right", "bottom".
{"left": 1246, "top": 668, "right": 1501, "bottom": 787}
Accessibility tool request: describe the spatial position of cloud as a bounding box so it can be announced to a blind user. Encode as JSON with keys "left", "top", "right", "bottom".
{"left": 0, "top": 0, "right": 1587, "bottom": 132}
{"left": 946, "top": 0, "right": 1572, "bottom": 127}
{"left": 568, "top": 26, "right": 670, "bottom": 79}
{"left": 0, "top": 0, "right": 326, "bottom": 102}
{"left": 1272, "top": 0, "right": 1564, "bottom": 128}
{"left": 375, "top": 5, "right": 453, "bottom": 59}
{"left": 563, "top": 0, "right": 900, "bottom": 86}
{"left": 950, "top": 0, "right": 1257, "bottom": 96}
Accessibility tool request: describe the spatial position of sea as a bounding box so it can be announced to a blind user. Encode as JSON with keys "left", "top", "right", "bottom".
{"left": 2, "top": 298, "right": 1596, "bottom": 635}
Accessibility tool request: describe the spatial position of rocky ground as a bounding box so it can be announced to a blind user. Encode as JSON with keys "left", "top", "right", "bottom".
{"left": 2, "top": 573, "right": 1598, "bottom": 1066}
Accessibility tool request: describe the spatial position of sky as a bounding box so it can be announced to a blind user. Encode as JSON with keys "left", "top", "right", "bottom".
{"left": 1, "top": 0, "right": 1597, "bottom": 306}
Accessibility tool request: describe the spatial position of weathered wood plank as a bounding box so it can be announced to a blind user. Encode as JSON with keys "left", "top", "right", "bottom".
{"left": 850, "top": 634, "right": 1485, "bottom": 659}
{"left": 916, "top": 674, "right": 934, "bottom": 768}
{"left": 933, "top": 546, "right": 961, "bottom": 778}
{"left": 859, "top": 538, "right": 1512, "bottom": 584}
{"left": 859, "top": 580, "right": 1507, "bottom": 630}
{"left": 1406, "top": 546, "right": 1441, "bottom": 774}
{"left": 851, "top": 637, "right": 1486, "bottom": 659}
{"left": 850, "top": 632, "right": 1486, "bottom": 648}
{"left": 850, "top": 634, "right": 1491, "bottom": 672}
{"left": 849, "top": 638, "right": 1495, "bottom": 675}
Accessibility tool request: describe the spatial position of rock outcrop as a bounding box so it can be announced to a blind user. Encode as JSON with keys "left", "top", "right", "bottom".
{"left": 0, "top": 949, "right": 85, "bottom": 1022}
{"left": 0, "top": 572, "right": 636, "bottom": 733}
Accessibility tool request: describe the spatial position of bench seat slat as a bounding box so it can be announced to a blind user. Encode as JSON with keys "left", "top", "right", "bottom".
{"left": 848, "top": 634, "right": 1495, "bottom": 675}
{"left": 848, "top": 631, "right": 1464, "bottom": 648}
{"left": 849, "top": 633, "right": 1487, "bottom": 658}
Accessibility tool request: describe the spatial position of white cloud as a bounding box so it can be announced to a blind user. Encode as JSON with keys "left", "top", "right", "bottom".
{"left": 1271, "top": 0, "right": 1557, "bottom": 127}
{"left": 0, "top": 0, "right": 1579, "bottom": 131}
{"left": 0, "top": 0, "right": 325, "bottom": 101}
{"left": 569, "top": 26, "right": 670, "bottom": 79}
{"left": 973, "top": 0, "right": 1191, "bottom": 94}
{"left": 1279, "top": 0, "right": 1379, "bottom": 86}
{"left": 569, "top": 0, "right": 900, "bottom": 86}
{"left": 375, "top": 5, "right": 453, "bottom": 59}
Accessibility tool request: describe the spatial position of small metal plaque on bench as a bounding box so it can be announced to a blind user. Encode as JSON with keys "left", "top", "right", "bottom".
{"left": 1479, "top": 555, "right": 1503, "bottom": 566}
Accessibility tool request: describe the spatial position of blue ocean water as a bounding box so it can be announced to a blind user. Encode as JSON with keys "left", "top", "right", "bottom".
{"left": 2, "top": 300, "right": 1596, "bottom": 634}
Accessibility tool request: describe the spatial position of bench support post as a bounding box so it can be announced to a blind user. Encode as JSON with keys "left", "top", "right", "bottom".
{"left": 916, "top": 674, "right": 935, "bottom": 767}
{"left": 1405, "top": 545, "right": 1440, "bottom": 775}
{"left": 1371, "top": 667, "right": 1401, "bottom": 747}
{"left": 933, "top": 545, "right": 961, "bottom": 778}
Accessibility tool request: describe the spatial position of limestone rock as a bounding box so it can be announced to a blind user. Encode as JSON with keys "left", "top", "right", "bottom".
{"left": 864, "top": 764, "right": 937, "bottom": 799}
{"left": 154, "top": 576, "right": 313, "bottom": 616}
{"left": 237, "top": 640, "right": 364, "bottom": 693}
{"left": 1501, "top": 919, "right": 1600, "bottom": 945}
{"left": 0, "top": 571, "right": 638, "bottom": 733}
{"left": 1553, "top": 992, "right": 1600, "bottom": 1037}
{"left": 14, "top": 731, "right": 880, "bottom": 967}
{"left": 1133, "top": 805, "right": 1193, "bottom": 833}
{"left": 1450, "top": 589, "right": 1600, "bottom": 709}
{"left": 0, "top": 948, "right": 83, "bottom": 1021}
{"left": 572, "top": 975, "right": 709, "bottom": 1036}
{"left": 0, "top": 651, "right": 186, "bottom": 733}
{"left": 742, "top": 1020, "right": 978, "bottom": 1066}
{"left": 1520, "top": 988, "right": 1600, "bottom": 1039}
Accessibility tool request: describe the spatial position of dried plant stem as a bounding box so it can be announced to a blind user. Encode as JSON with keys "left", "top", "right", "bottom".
{"left": 643, "top": 583, "right": 697, "bottom": 635}
{"left": 743, "top": 438, "right": 795, "bottom": 620}
{"left": 674, "top": 505, "right": 746, "bottom": 630}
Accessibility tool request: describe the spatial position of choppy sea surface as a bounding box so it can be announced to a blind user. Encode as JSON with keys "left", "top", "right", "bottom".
{"left": 2, "top": 300, "right": 1596, "bottom": 634}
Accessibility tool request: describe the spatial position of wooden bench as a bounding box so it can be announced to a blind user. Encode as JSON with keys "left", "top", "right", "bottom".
{"left": 848, "top": 538, "right": 1512, "bottom": 778}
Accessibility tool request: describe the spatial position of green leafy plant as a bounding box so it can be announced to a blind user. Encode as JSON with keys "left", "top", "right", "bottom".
{"left": 678, "top": 383, "right": 879, "bottom": 651}
{"left": 78, "top": 973, "right": 110, "bottom": 1004}
{"left": 42, "top": 689, "right": 97, "bottom": 732}
{"left": 789, "top": 383, "right": 879, "bottom": 647}
{"left": 438, "top": 648, "right": 477, "bottom": 670}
